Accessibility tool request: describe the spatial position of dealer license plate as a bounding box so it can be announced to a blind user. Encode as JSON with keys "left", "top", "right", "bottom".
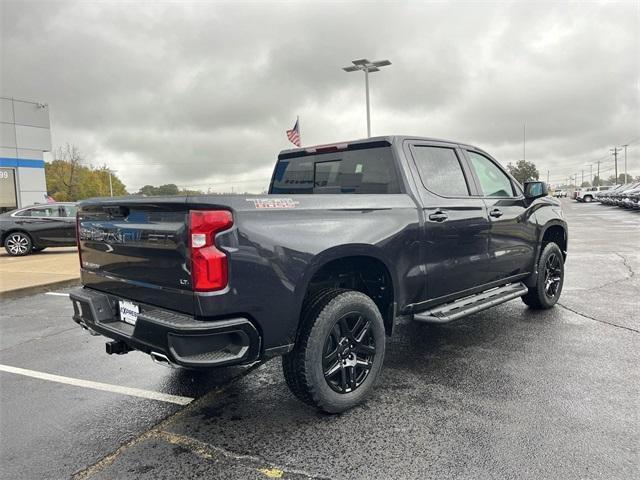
{"left": 119, "top": 300, "right": 139, "bottom": 325}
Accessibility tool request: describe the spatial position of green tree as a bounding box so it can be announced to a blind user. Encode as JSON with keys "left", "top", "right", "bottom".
{"left": 607, "top": 173, "right": 633, "bottom": 185}
{"left": 580, "top": 181, "right": 591, "bottom": 187}
{"left": 506, "top": 159, "right": 540, "bottom": 185}
{"left": 137, "top": 184, "right": 203, "bottom": 196}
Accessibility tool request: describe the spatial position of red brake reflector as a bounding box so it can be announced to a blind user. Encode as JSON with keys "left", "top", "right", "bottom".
{"left": 189, "top": 210, "right": 233, "bottom": 291}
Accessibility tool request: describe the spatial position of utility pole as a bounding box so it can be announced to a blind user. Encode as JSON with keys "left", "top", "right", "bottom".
{"left": 622, "top": 144, "right": 629, "bottom": 184}
{"left": 581, "top": 170, "right": 584, "bottom": 186}
{"left": 547, "top": 170, "right": 550, "bottom": 185}
{"left": 611, "top": 147, "right": 622, "bottom": 184}
{"left": 596, "top": 160, "right": 601, "bottom": 186}
{"left": 586, "top": 164, "right": 593, "bottom": 185}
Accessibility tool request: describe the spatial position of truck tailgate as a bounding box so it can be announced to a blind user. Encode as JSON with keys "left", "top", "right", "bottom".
{"left": 78, "top": 202, "right": 193, "bottom": 313}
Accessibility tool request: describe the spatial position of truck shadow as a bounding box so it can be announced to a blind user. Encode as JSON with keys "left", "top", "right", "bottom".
{"left": 166, "top": 302, "right": 560, "bottom": 429}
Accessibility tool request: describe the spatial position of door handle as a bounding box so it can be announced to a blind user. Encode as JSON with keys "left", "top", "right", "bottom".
{"left": 489, "top": 208, "right": 503, "bottom": 218}
{"left": 428, "top": 210, "right": 448, "bottom": 222}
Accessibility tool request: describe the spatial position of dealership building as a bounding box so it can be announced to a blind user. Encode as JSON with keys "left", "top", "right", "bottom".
{"left": 0, "top": 97, "right": 51, "bottom": 213}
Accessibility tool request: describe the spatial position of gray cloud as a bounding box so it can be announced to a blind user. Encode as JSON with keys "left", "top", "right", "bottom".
{"left": 2, "top": 0, "right": 638, "bottom": 191}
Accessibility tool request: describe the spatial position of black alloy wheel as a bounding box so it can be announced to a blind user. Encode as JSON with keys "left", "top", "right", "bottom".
{"left": 522, "top": 242, "right": 564, "bottom": 310}
{"left": 322, "top": 312, "right": 376, "bottom": 394}
{"left": 543, "top": 252, "right": 562, "bottom": 299}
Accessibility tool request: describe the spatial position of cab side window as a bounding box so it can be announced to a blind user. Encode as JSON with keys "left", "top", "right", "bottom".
{"left": 467, "top": 151, "right": 515, "bottom": 197}
{"left": 411, "top": 146, "right": 470, "bottom": 197}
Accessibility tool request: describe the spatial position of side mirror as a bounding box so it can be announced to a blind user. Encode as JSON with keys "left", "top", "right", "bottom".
{"left": 524, "top": 181, "right": 548, "bottom": 199}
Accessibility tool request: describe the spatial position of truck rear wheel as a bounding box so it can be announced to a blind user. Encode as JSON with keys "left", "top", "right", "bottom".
{"left": 522, "top": 242, "right": 564, "bottom": 310}
{"left": 282, "top": 289, "right": 386, "bottom": 413}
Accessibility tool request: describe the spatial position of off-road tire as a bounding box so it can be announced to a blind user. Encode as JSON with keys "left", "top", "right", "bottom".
{"left": 522, "top": 242, "right": 564, "bottom": 310}
{"left": 282, "top": 289, "right": 386, "bottom": 413}
{"left": 282, "top": 288, "right": 345, "bottom": 399}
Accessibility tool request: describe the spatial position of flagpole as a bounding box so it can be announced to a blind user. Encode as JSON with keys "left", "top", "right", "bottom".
{"left": 297, "top": 115, "right": 301, "bottom": 147}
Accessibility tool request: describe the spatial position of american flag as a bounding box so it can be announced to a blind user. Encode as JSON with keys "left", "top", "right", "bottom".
{"left": 286, "top": 118, "right": 301, "bottom": 147}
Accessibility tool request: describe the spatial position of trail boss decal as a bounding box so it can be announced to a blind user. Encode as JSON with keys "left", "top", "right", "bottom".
{"left": 246, "top": 198, "right": 299, "bottom": 209}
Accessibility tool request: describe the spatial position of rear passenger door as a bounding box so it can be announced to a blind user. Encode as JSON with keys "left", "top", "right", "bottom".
{"left": 406, "top": 142, "right": 491, "bottom": 301}
{"left": 14, "top": 206, "right": 70, "bottom": 245}
{"left": 463, "top": 150, "right": 537, "bottom": 284}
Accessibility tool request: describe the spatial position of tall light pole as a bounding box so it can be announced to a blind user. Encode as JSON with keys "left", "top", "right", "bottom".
{"left": 342, "top": 58, "right": 392, "bottom": 137}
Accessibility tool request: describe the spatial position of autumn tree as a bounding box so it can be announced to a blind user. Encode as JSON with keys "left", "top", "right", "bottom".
{"left": 46, "top": 145, "right": 127, "bottom": 201}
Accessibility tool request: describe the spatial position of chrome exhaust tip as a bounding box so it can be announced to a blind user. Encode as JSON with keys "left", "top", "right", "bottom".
{"left": 78, "top": 320, "right": 101, "bottom": 336}
{"left": 150, "top": 351, "right": 180, "bottom": 369}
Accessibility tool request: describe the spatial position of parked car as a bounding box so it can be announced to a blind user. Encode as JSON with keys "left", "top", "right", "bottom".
{"left": 608, "top": 183, "right": 640, "bottom": 207}
{"left": 615, "top": 184, "right": 640, "bottom": 208}
{"left": 627, "top": 189, "right": 640, "bottom": 210}
{"left": 69, "top": 136, "right": 567, "bottom": 413}
{"left": 576, "top": 185, "right": 615, "bottom": 202}
{"left": 597, "top": 184, "right": 630, "bottom": 205}
{"left": 0, "top": 202, "right": 78, "bottom": 256}
{"left": 553, "top": 189, "right": 568, "bottom": 198}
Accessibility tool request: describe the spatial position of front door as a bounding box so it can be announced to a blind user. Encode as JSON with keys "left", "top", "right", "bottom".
{"left": 464, "top": 150, "right": 537, "bottom": 283}
{"left": 406, "top": 142, "right": 491, "bottom": 301}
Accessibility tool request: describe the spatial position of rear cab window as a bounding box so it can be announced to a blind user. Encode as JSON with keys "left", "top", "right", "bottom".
{"left": 270, "top": 145, "right": 401, "bottom": 194}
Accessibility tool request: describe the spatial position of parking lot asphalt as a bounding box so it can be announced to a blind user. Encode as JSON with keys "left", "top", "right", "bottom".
{"left": 0, "top": 199, "right": 638, "bottom": 480}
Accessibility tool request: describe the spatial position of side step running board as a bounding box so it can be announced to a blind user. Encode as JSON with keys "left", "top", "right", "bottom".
{"left": 413, "top": 282, "right": 529, "bottom": 324}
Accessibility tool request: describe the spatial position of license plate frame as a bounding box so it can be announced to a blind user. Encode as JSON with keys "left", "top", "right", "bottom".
{"left": 118, "top": 300, "right": 139, "bottom": 326}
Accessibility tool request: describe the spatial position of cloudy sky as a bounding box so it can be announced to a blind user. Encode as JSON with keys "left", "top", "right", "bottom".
{"left": 2, "top": 0, "right": 638, "bottom": 192}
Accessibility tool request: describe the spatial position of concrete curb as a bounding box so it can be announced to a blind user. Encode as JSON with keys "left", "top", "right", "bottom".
{"left": 0, "top": 278, "right": 80, "bottom": 300}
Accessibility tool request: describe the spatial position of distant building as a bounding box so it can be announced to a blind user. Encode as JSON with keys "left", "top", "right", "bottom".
{"left": 0, "top": 97, "right": 51, "bottom": 213}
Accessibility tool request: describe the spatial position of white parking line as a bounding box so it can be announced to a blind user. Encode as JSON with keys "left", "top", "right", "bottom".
{"left": 45, "top": 292, "right": 70, "bottom": 297}
{"left": 0, "top": 364, "right": 194, "bottom": 406}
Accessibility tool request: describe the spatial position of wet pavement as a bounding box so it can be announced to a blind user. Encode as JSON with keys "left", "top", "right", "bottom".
{"left": 1, "top": 199, "right": 638, "bottom": 479}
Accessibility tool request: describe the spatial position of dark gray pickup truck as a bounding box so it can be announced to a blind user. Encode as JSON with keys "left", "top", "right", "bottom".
{"left": 70, "top": 136, "right": 567, "bottom": 412}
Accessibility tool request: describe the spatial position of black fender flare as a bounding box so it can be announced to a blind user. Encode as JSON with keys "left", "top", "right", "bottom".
{"left": 293, "top": 243, "right": 400, "bottom": 321}
{"left": 525, "top": 220, "right": 568, "bottom": 287}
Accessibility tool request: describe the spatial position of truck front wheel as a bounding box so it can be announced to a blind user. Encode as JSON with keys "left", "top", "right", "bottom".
{"left": 522, "top": 242, "right": 565, "bottom": 310}
{"left": 282, "top": 289, "right": 386, "bottom": 413}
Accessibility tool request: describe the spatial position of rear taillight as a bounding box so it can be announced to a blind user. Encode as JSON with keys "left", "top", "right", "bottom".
{"left": 189, "top": 210, "right": 233, "bottom": 291}
{"left": 75, "top": 212, "right": 82, "bottom": 268}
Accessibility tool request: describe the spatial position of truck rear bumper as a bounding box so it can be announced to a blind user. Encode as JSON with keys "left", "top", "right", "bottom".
{"left": 69, "top": 287, "right": 261, "bottom": 368}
